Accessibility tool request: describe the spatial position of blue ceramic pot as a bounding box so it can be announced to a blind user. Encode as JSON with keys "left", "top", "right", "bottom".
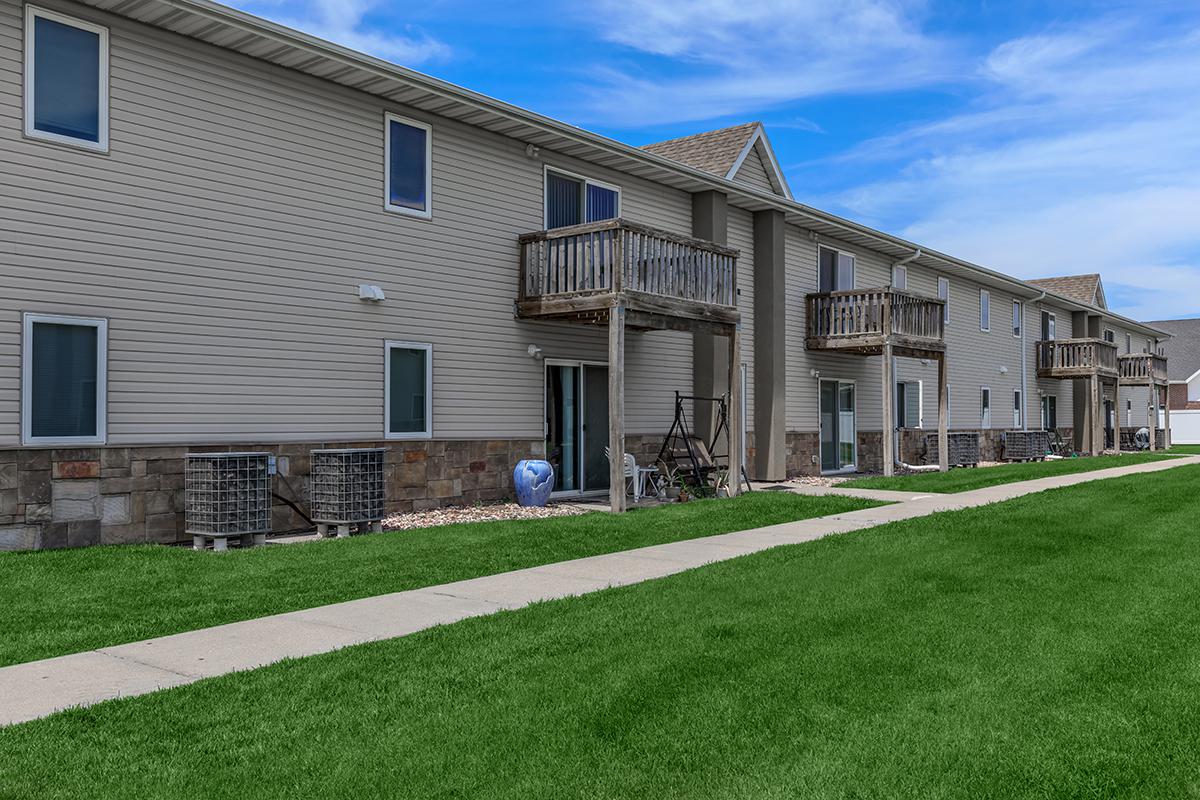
{"left": 513, "top": 459, "right": 555, "bottom": 507}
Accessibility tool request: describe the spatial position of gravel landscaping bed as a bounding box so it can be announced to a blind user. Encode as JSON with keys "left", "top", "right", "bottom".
{"left": 382, "top": 502, "right": 589, "bottom": 531}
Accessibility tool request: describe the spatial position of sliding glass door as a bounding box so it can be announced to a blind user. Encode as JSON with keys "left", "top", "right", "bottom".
{"left": 820, "top": 380, "right": 856, "bottom": 473}
{"left": 545, "top": 362, "right": 609, "bottom": 494}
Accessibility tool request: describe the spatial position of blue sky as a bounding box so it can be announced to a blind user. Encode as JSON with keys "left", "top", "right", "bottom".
{"left": 234, "top": 0, "right": 1200, "bottom": 321}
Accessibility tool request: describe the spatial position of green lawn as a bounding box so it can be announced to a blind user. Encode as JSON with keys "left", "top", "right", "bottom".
{"left": 0, "top": 492, "right": 876, "bottom": 668}
{"left": 839, "top": 451, "right": 1179, "bottom": 493}
{"left": 2, "top": 468, "right": 1198, "bottom": 798}
{"left": 1168, "top": 444, "right": 1200, "bottom": 454}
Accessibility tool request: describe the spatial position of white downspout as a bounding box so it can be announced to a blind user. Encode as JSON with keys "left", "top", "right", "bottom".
{"left": 891, "top": 248, "right": 921, "bottom": 468}
{"left": 1024, "top": 290, "right": 1046, "bottom": 431}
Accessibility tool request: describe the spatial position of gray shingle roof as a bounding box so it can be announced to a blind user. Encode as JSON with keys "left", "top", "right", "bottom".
{"left": 1143, "top": 318, "right": 1200, "bottom": 381}
{"left": 640, "top": 122, "right": 761, "bottom": 178}
{"left": 1028, "top": 274, "right": 1105, "bottom": 308}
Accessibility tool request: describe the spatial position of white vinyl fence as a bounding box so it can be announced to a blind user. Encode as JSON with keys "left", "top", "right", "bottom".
{"left": 1170, "top": 409, "right": 1200, "bottom": 444}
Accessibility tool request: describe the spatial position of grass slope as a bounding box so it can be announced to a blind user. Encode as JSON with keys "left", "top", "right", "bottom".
{"left": 3, "top": 466, "right": 1199, "bottom": 798}
{"left": 0, "top": 492, "right": 875, "bottom": 667}
{"left": 840, "top": 451, "right": 1178, "bottom": 493}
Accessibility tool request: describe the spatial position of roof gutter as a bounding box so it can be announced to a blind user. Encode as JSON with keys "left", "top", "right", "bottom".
{"left": 91, "top": 0, "right": 1174, "bottom": 341}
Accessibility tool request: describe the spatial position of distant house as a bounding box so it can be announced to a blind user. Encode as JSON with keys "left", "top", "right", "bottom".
{"left": 1142, "top": 319, "right": 1200, "bottom": 409}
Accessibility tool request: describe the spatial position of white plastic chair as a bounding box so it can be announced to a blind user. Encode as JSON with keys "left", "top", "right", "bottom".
{"left": 604, "top": 448, "right": 659, "bottom": 502}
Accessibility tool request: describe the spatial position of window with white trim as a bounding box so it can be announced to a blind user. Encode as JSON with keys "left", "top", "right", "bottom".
{"left": 1012, "top": 300, "right": 1022, "bottom": 338}
{"left": 22, "top": 313, "right": 107, "bottom": 444}
{"left": 1041, "top": 310, "right": 1056, "bottom": 341}
{"left": 937, "top": 276, "right": 949, "bottom": 324}
{"left": 980, "top": 289, "right": 990, "bottom": 332}
{"left": 818, "top": 246, "right": 855, "bottom": 293}
{"left": 385, "top": 341, "right": 432, "bottom": 439}
{"left": 1013, "top": 389, "right": 1022, "bottom": 428}
{"left": 892, "top": 264, "right": 907, "bottom": 291}
{"left": 544, "top": 168, "right": 619, "bottom": 229}
{"left": 1103, "top": 329, "right": 1115, "bottom": 343}
{"left": 980, "top": 386, "right": 991, "bottom": 429}
{"left": 1126, "top": 399, "right": 1133, "bottom": 427}
{"left": 1125, "top": 333, "right": 1132, "bottom": 354}
{"left": 24, "top": 6, "right": 109, "bottom": 151}
{"left": 385, "top": 114, "right": 432, "bottom": 218}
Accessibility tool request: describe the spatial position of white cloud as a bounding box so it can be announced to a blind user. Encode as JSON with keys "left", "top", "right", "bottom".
{"left": 822, "top": 20, "right": 1200, "bottom": 319}
{"left": 562, "top": 0, "right": 955, "bottom": 126}
{"left": 232, "top": 0, "right": 449, "bottom": 64}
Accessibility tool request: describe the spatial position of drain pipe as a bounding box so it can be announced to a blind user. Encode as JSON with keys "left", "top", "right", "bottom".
{"left": 890, "top": 248, "right": 923, "bottom": 470}
{"left": 1023, "top": 290, "right": 1046, "bottom": 431}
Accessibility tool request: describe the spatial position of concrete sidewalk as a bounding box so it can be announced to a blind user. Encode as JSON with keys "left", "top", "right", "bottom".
{"left": 2, "top": 454, "right": 1196, "bottom": 727}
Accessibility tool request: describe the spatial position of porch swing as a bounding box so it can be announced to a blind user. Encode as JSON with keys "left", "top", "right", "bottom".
{"left": 655, "top": 392, "right": 751, "bottom": 496}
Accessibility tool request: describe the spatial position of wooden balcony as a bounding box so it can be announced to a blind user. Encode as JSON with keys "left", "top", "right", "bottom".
{"left": 517, "top": 218, "right": 739, "bottom": 335}
{"left": 1035, "top": 338, "right": 1119, "bottom": 380}
{"left": 1117, "top": 352, "right": 1169, "bottom": 386}
{"left": 805, "top": 289, "right": 946, "bottom": 359}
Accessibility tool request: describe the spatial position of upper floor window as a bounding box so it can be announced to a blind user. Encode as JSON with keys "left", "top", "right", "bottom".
{"left": 979, "top": 289, "right": 990, "bottom": 332}
{"left": 385, "top": 114, "right": 432, "bottom": 218}
{"left": 544, "top": 168, "right": 619, "bottom": 229}
{"left": 22, "top": 313, "right": 107, "bottom": 444}
{"left": 24, "top": 6, "right": 109, "bottom": 151}
{"left": 1125, "top": 333, "right": 1132, "bottom": 353}
{"left": 1041, "top": 310, "right": 1056, "bottom": 341}
{"left": 1012, "top": 300, "right": 1022, "bottom": 338}
{"left": 1103, "top": 329, "right": 1115, "bottom": 344}
{"left": 892, "top": 264, "right": 907, "bottom": 291}
{"left": 937, "top": 277, "right": 950, "bottom": 324}
{"left": 818, "top": 246, "right": 855, "bottom": 293}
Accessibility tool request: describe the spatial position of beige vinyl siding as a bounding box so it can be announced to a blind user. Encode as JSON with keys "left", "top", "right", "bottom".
{"left": 0, "top": 0, "right": 694, "bottom": 445}
{"left": 730, "top": 145, "right": 777, "bottom": 195}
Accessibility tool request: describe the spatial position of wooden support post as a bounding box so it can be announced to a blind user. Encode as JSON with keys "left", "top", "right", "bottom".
{"left": 727, "top": 324, "right": 743, "bottom": 496}
{"left": 1163, "top": 385, "right": 1171, "bottom": 449}
{"left": 608, "top": 304, "right": 626, "bottom": 513}
{"left": 1114, "top": 379, "right": 1121, "bottom": 452}
{"left": 937, "top": 354, "right": 949, "bottom": 472}
{"left": 882, "top": 343, "right": 895, "bottom": 476}
{"left": 1090, "top": 375, "right": 1102, "bottom": 456}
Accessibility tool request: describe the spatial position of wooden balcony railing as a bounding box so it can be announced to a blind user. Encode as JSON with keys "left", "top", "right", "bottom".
{"left": 805, "top": 289, "right": 945, "bottom": 352}
{"left": 1118, "top": 352, "right": 1168, "bottom": 384}
{"left": 1036, "top": 338, "right": 1119, "bottom": 379}
{"left": 517, "top": 218, "right": 738, "bottom": 310}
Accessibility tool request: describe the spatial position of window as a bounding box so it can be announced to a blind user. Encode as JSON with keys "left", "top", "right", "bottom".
{"left": 544, "top": 168, "right": 619, "bottom": 229}
{"left": 24, "top": 6, "right": 109, "bottom": 151}
{"left": 1126, "top": 399, "right": 1133, "bottom": 427}
{"left": 1146, "top": 338, "right": 1153, "bottom": 354}
{"left": 1041, "top": 311, "right": 1056, "bottom": 341}
{"left": 1012, "top": 300, "right": 1022, "bottom": 338}
{"left": 1103, "top": 329, "right": 1115, "bottom": 343}
{"left": 818, "top": 246, "right": 855, "bottom": 293}
{"left": 980, "top": 386, "right": 991, "bottom": 429}
{"left": 1041, "top": 395, "right": 1057, "bottom": 430}
{"left": 384, "top": 341, "right": 432, "bottom": 439}
{"left": 896, "top": 381, "right": 921, "bottom": 428}
{"left": 980, "top": 289, "right": 990, "bottom": 332}
{"left": 937, "top": 277, "right": 950, "bottom": 324}
{"left": 1013, "top": 389, "right": 1022, "bottom": 428}
{"left": 384, "top": 114, "right": 432, "bottom": 218}
{"left": 22, "top": 314, "right": 107, "bottom": 444}
{"left": 1125, "top": 333, "right": 1132, "bottom": 354}
{"left": 892, "top": 264, "right": 907, "bottom": 291}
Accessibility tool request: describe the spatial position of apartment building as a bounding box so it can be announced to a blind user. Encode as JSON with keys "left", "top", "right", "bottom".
{"left": 0, "top": 0, "right": 1170, "bottom": 551}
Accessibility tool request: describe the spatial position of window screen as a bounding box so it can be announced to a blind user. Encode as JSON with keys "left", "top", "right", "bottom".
{"left": 586, "top": 183, "right": 618, "bottom": 223}
{"left": 30, "top": 12, "right": 103, "bottom": 144}
{"left": 387, "top": 345, "right": 429, "bottom": 435}
{"left": 30, "top": 322, "right": 99, "bottom": 439}
{"left": 387, "top": 117, "right": 429, "bottom": 214}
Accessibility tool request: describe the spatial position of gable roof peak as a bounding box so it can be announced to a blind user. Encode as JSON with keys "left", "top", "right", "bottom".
{"left": 640, "top": 122, "right": 792, "bottom": 199}
{"left": 1028, "top": 274, "right": 1106, "bottom": 309}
